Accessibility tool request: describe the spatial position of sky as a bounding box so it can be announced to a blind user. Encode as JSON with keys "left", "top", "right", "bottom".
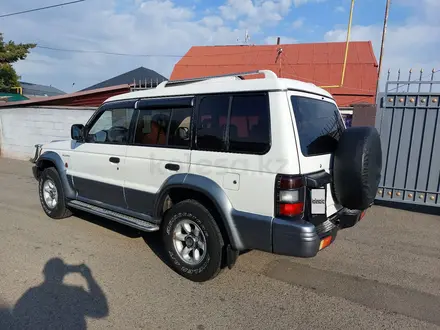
{"left": 1, "top": 0, "right": 439, "bottom": 93}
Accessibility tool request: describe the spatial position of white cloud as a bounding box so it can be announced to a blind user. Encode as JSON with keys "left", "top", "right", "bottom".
{"left": 218, "top": 0, "right": 326, "bottom": 33}
{"left": 2, "top": 0, "right": 332, "bottom": 94}
{"left": 218, "top": 0, "right": 325, "bottom": 23}
{"left": 334, "top": 6, "right": 345, "bottom": 13}
{"left": 265, "top": 36, "right": 298, "bottom": 44}
{"left": 201, "top": 16, "right": 224, "bottom": 27}
{"left": 3, "top": 0, "right": 242, "bottom": 92}
{"left": 292, "top": 18, "right": 304, "bottom": 29}
{"left": 219, "top": 0, "right": 302, "bottom": 26}
{"left": 139, "top": 0, "right": 194, "bottom": 20}
{"left": 8, "top": 0, "right": 436, "bottom": 97}
{"left": 324, "top": 0, "right": 440, "bottom": 88}
{"left": 293, "top": 0, "right": 326, "bottom": 7}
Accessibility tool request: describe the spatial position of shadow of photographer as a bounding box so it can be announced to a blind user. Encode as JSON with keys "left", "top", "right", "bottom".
{"left": 0, "top": 258, "right": 108, "bottom": 330}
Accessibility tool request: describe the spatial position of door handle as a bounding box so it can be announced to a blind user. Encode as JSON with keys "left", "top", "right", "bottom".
{"left": 109, "top": 157, "right": 120, "bottom": 164}
{"left": 165, "top": 163, "right": 180, "bottom": 171}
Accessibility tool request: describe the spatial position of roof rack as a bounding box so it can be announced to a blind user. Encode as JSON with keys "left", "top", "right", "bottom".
{"left": 161, "top": 70, "right": 278, "bottom": 88}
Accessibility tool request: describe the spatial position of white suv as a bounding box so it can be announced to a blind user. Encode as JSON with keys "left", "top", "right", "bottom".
{"left": 31, "top": 70, "right": 382, "bottom": 282}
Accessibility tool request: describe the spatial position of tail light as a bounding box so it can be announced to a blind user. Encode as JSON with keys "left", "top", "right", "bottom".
{"left": 275, "top": 175, "right": 305, "bottom": 218}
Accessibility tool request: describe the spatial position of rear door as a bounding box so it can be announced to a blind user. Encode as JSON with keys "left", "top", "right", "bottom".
{"left": 123, "top": 97, "right": 193, "bottom": 215}
{"left": 189, "top": 92, "right": 274, "bottom": 217}
{"left": 288, "top": 91, "right": 345, "bottom": 217}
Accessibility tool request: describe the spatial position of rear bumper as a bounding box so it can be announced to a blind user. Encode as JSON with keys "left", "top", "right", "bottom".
{"left": 272, "top": 208, "right": 363, "bottom": 258}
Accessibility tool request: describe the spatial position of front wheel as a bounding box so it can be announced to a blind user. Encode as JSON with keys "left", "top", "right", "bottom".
{"left": 38, "top": 167, "right": 72, "bottom": 219}
{"left": 162, "top": 200, "right": 224, "bottom": 282}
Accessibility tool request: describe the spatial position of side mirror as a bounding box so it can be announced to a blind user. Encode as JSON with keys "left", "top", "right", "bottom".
{"left": 71, "top": 124, "right": 85, "bottom": 141}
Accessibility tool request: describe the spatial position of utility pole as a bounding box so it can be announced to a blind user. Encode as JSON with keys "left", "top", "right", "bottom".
{"left": 376, "top": 0, "right": 391, "bottom": 101}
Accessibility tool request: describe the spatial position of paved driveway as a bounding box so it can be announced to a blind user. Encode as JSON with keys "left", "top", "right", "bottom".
{"left": 0, "top": 158, "right": 439, "bottom": 329}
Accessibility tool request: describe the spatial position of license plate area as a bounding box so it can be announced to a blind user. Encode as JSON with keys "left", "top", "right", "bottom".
{"left": 302, "top": 170, "right": 332, "bottom": 226}
{"left": 311, "top": 188, "right": 326, "bottom": 215}
{"left": 305, "top": 186, "right": 328, "bottom": 226}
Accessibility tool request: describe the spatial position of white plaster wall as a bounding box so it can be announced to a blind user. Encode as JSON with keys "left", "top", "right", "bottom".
{"left": 0, "top": 106, "right": 96, "bottom": 160}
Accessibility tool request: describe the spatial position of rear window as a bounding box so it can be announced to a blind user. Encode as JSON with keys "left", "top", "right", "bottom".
{"left": 291, "top": 96, "right": 345, "bottom": 157}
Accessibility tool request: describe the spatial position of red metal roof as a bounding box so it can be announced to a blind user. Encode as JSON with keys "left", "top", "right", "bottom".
{"left": 0, "top": 84, "right": 131, "bottom": 108}
{"left": 171, "top": 41, "right": 378, "bottom": 106}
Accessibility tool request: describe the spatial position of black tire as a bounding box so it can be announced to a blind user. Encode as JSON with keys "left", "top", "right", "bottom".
{"left": 333, "top": 126, "right": 382, "bottom": 210}
{"left": 162, "top": 199, "right": 224, "bottom": 282}
{"left": 39, "top": 167, "right": 72, "bottom": 219}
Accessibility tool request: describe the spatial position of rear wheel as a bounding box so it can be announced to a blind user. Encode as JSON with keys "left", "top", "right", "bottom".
{"left": 39, "top": 167, "right": 72, "bottom": 219}
{"left": 162, "top": 199, "right": 224, "bottom": 282}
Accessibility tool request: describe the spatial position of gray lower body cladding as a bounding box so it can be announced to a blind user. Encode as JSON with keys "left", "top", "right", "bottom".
{"left": 32, "top": 151, "right": 361, "bottom": 257}
{"left": 235, "top": 208, "right": 362, "bottom": 257}
{"left": 234, "top": 212, "right": 321, "bottom": 257}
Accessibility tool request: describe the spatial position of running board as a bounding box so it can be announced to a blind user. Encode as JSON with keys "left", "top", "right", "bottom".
{"left": 68, "top": 200, "right": 159, "bottom": 232}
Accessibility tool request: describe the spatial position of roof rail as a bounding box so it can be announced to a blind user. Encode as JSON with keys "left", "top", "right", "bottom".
{"left": 163, "top": 70, "right": 278, "bottom": 88}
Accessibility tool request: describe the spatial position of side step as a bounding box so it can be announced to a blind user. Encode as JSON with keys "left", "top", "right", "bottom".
{"left": 68, "top": 200, "right": 159, "bottom": 232}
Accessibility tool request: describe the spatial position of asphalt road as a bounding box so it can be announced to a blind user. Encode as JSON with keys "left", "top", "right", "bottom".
{"left": 0, "top": 158, "right": 440, "bottom": 329}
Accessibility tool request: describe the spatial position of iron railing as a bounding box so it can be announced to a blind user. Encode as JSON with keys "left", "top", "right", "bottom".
{"left": 375, "top": 69, "right": 440, "bottom": 207}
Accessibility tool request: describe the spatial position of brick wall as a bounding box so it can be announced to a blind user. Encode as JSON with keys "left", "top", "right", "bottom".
{"left": 0, "top": 106, "right": 96, "bottom": 160}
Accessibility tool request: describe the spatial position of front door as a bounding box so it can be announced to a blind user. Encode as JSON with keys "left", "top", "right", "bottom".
{"left": 69, "top": 102, "right": 136, "bottom": 209}
{"left": 124, "top": 97, "right": 193, "bottom": 215}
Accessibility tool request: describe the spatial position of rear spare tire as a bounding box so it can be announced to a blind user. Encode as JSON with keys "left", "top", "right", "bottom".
{"left": 332, "top": 126, "right": 382, "bottom": 210}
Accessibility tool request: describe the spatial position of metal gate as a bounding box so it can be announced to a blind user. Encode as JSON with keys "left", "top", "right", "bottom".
{"left": 375, "top": 69, "right": 440, "bottom": 207}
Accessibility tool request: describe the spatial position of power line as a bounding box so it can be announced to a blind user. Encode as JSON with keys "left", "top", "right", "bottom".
{"left": 35, "top": 45, "right": 274, "bottom": 58}
{"left": 0, "top": 0, "right": 85, "bottom": 18}
{"left": 36, "top": 45, "right": 183, "bottom": 58}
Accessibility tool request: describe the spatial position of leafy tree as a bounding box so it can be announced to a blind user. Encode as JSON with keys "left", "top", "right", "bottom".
{"left": 0, "top": 33, "right": 36, "bottom": 92}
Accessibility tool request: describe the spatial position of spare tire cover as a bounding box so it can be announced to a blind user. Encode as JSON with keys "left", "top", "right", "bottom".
{"left": 332, "top": 126, "right": 382, "bottom": 210}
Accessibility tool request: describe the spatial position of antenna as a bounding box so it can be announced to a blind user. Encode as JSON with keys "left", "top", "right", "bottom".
{"left": 237, "top": 30, "right": 251, "bottom": 45}
{"left": 245, "top": 30, "right": 250, "bottom": 44}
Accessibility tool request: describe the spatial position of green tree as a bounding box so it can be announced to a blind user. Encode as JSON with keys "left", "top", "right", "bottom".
{"left": 0, "top": 33, "right": 36, "bottom": 92}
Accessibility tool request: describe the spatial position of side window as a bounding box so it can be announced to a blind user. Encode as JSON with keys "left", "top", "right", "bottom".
{"left": 196, "top": 95, "right": 229, "bottom": 151}
{"left": 228, "top": 94, "right": 270, "bottom": 154}
{"left": 87, "top": 108, "right": 134, "bottom": 144}
{"left": 196, "top": 93, "right": 270, "bottom": 154}
{"left": 168, "top": 108, "right": 192, "bottom": 147}
{"left": 134, "top": 109, "right": 171, "bottom": 146}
